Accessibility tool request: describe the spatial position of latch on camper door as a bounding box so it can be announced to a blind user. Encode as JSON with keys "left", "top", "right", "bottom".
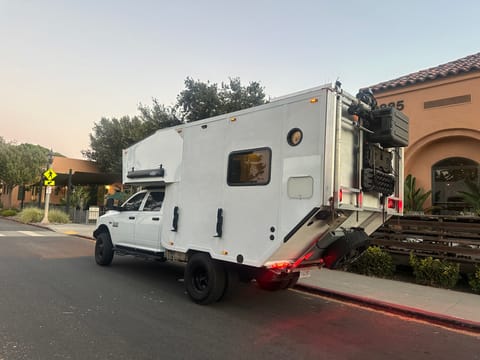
{"left": 171, "top": 206, "right": 179, "bottom": 232}
{"left": 214, "top": 208, "right": 223, "bottom": 238}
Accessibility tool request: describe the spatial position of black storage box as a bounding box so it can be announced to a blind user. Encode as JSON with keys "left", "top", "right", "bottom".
{"left": 367, "top": 107, "right": 409, "bottom": 147}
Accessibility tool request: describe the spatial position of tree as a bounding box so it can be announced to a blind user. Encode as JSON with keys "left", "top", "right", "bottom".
{"left": 138, "top": 98, "right": 182, "bottom": 134}
{"left": 82, "top": 116, "right": 148, "bottom": 174}
{"left": 218, "top": 77, "right": 266, "bottom": 114}
{"left": 0, "top": 140, "right": 49, "bottom": 208}
{"left": 176, "top": 77, "right": 222, "bottom": 122}
{"left": 176, "top": 77, "right": 266, "bottom": 122}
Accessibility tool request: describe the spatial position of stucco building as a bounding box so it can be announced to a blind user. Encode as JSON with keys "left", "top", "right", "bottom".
{"left": 1, "top": 156, "right": 120, "bottom": 209}
{"left": 369, "top": 52, "right": 480, "bottom": 214}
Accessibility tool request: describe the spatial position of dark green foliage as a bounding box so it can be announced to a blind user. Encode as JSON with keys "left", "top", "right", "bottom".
{"left": 458, "top": 179, "right": 480, "bottom": 215}
{"left": 469, "top": 265, "right": 480, "bottom": 293}
{"left": 137, "top": 99, "right": 182, "bottom": 134}
{"left": 409, "top": 253, "right": 460, "bottom": 288}
{"left": 82, "top": 116, "right": 151, "bottom": 174}
{"left": 176, "top": 77, "right": 266, "bottom": 122}
{"left": 347, "top": 246, "right": 395, "bottom": 278}
{"left": 1, "top": 209, "right": 18, "bottom": 217}
{"left": 404, "top": 174, "right": 432, "bottom": 212}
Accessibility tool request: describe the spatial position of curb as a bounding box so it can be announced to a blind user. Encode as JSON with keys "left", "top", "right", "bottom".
{"left": 295, "top": 283, "right": 480, "bottom": 334}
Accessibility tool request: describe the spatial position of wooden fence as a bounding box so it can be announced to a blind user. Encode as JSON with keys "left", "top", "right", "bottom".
{"left": 370, "top": 215, "right": 480, "bottom": 271}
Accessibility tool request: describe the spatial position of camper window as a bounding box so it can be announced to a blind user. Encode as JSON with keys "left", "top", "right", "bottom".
{"left": 227, "top": 147, "right": 271, "bottom": 186}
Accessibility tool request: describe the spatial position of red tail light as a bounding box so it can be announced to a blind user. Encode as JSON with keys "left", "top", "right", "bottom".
{"left": 388, "top": 198, "right": 395, "bottom": 209}
{"left": 387, "top": 197, "right": 402, "bottom": 212}
{"left": 358, "top": 192, "right": 363, "bottom": 207}
{"left": 338, "top": 188, "right": 343, "bottom": 202}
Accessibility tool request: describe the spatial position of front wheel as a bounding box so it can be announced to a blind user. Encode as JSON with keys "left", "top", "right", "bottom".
{"left": 95, "top": 232, "right": 114, "bottom": 266}
{"left": 184, "top": 253, "right": 227, "bottom": 305}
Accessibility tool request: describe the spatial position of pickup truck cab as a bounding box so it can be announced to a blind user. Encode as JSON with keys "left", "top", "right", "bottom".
{"left": 94, "top": 188, "right": 165, "bottom": 265}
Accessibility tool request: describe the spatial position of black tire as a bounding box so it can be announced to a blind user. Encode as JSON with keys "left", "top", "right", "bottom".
{"left": 95, "top": 232, "right": 114, "bottom": 266}
{"left": 323, "top": 233, "right": 369, "bottom": 270}
{"left": 184, "top": 253, "right": 227, "bottom": 305}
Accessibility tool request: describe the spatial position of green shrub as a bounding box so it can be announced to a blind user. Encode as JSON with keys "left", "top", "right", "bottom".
{"left": 48, "top": 209, "right": 70, "bottom": 224}
{"left": 1, "top": 209, "right": 18, "bottom": 217}
{"left": 347, "top": 246, "right": 395, "bottom": 278}
{"left": 18, "top": 207, "right": 43, "bottom": 223}
{"left": 409, "top": 253, "right": 460, "bottom": 288}
{"left": 469, "top": 265, "right": 480, "bottom": 293}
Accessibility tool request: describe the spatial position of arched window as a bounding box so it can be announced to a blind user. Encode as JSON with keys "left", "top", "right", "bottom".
{"left": 432, "top": 157, "right": 479, "bottom": 214}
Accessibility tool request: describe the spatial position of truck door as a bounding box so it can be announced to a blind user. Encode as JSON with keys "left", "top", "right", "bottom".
{"left": 134, "top": 190, "right": 164, "bottom": 250}
{"left": 110, "top": 191, "right": 147, "bottom": 247}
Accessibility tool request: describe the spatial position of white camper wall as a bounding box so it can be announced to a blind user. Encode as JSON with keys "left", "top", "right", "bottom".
{"left": 161, "top": 87, "right": 333, "bottom": 267}
{"left": 122, "top": 128, "right": 184, "bottom": 185}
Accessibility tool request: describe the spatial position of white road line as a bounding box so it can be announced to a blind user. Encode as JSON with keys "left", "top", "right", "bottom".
{"left": 18, "top": 231, "right": 47, "bottom": 237}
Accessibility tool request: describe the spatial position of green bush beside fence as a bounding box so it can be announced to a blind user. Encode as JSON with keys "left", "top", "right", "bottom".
{"left": 469, "top": 265, "right": 480, "bottom": 293}
{"left": 1, "top": 209, "right": 18, "bottom": 217}
{"left": 348, "top": 246, "right": 395, "bottom": 278}
{"left": 17, "top": 208, "right": 70, "bottom": 224}
{"left": 409, "top": 253, "right": 460, "bottom": 289}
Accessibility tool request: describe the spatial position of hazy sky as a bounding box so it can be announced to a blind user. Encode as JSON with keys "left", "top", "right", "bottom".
{"left": 1, "top": 0, "right": 478, "bottom": 158}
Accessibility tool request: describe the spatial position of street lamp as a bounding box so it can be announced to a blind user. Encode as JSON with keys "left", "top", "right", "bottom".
{"left": 41, "top": 149, "right": 54, "bottom": 224}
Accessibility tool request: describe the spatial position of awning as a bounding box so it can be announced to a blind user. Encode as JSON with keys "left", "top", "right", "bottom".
{"left": 53, "top": 171, "right": 121, "bottom": 186}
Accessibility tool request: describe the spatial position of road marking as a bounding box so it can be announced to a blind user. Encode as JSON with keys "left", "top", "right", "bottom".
{"left": 18, "top": 231, "right": 47, "bottom": 237}
{"left": 0, "top": 231, "right": 66, "bottom": 237}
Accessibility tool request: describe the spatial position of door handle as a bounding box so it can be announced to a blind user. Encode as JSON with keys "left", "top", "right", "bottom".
{"left": 152, "top": 217, "right": 160, "bottom": 221}
{"left": 129, "top": 216, "right": 135, "bottom": 220}
{"left": 213, "top": 208, "right": 223, "bottom": 238}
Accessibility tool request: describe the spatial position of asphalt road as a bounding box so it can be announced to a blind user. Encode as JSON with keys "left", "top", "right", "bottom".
{"left": 0, "top": 218, "right": 479, "bottom": 360}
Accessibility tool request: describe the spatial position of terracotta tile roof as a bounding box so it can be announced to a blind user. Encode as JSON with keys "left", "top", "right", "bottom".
{"left": 368, "top": 52, "right": 480, "bottom": 93}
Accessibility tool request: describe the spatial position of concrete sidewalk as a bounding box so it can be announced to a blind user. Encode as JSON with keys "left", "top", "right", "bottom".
{"left": 45, "top": 222, "right": 480, "bottom": 332}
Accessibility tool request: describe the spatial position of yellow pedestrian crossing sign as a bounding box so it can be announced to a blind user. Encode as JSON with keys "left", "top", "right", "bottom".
{"left": 44, "top": 180, "right": 55, "bottom": 186}
{"left": 43, "top": 169, "right": 57, "bottom": 181}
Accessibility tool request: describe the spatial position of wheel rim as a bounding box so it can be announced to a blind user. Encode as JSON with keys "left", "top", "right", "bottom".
{"left": 96, "top": 239, "right": 104, "bottom": 258}
{"left": 192, "top": 268, "right": 208, "bottom": 292}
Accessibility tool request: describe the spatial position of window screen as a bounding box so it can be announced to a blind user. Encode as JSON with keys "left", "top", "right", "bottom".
{"left": 227, "top": 148, "right": 271, "bottom": 186}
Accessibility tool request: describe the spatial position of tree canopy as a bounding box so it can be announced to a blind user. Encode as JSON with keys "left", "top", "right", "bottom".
{"left": 176, "top": 77, "right": 266, "bottom": 122}
{"left": 0, "top": 138, "right": 50, "bottom": 207}
{"left": 85, "top": 77, "right": 266, "bottom": 174}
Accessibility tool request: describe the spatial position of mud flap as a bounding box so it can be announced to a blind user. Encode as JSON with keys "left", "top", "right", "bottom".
{"left": 322, "top": 230, "right": 370, "bottom": 269}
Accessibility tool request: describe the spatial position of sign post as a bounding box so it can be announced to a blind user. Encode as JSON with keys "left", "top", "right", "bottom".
{"left": 41, "top": 150, "right": 55, "bottom": 224}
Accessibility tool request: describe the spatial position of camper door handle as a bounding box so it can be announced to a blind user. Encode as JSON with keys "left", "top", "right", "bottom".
{"left": 213, "top": 208, "right": 223, "bottom": 238}
{"left": 152, "top": 217, "right": 160, "bottom": 221}
{"left": 129, "top": 216, "right": 135, "bottom": 220}
{"left": 171, "top": 206, "right": 179, "bottom": 232}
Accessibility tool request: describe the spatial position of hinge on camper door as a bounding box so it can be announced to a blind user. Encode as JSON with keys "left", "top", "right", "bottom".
{"left": 214, "top": 208, "right": 223, "bottom": 238}
{"left": 171, "top": 206, "right": 179, "bottom": 232}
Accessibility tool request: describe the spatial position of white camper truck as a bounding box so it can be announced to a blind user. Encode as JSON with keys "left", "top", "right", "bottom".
{"left": 94, "top": 83, "right": 409, "bottom": 304}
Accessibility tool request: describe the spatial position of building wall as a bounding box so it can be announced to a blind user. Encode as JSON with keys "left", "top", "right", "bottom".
{"left": 0, "top": 156, "right": 105, "bottom": 209}
{"left": 372, "top": 72, "right": 480, "bottom": 209}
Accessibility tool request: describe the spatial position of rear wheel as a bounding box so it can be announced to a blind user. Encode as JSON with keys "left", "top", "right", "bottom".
{"left": 185, "top": 253, "right": 227, "bottom": 305}
{"left": 95, "top": 232, "right": 114, "bottom": 266}
{"left": 323, "top": 232, "right": 369, "bottom": 270}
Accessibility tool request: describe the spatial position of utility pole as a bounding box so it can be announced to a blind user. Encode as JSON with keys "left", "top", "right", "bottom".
{"left": 41, "top": 149, "right": 54, "bottom": 225}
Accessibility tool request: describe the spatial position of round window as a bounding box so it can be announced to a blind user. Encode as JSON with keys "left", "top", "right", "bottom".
{"left": 287, "top": 128, "right": 303, "bottom": 146}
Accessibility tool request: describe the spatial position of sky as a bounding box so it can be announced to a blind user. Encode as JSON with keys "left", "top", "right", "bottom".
{"left": 1, "top": 0, "right": 479, "bottom": 158}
